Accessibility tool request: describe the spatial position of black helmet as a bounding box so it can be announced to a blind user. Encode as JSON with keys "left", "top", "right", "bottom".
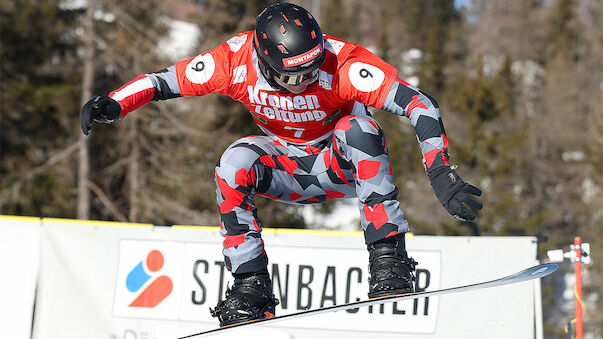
{"left": 253, "top": 3, "right": 325, "bottom": 86}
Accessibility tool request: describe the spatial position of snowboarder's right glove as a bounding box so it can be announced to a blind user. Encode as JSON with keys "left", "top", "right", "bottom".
{"left": 80, "top": 95, "right": 122, "bottom": 135}
{"left": 428, "top": 165, "right": 483, "bottom": 221}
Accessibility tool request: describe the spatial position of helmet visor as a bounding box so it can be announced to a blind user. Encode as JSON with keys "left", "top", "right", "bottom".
{"left": 275, "top": 68, "right": 319, "bottom": 85}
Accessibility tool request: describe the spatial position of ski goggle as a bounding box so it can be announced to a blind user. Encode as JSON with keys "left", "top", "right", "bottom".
{"left": 275, "top": 68, "right": 319, "bottom": 85}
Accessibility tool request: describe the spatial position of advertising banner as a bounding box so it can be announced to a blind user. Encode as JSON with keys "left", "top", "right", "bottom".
{"left": 28, "top": 218, "right": 539, "bottom": 339}
{"left": 0, "top": 216, "right": 40, "bottom": 339}
{"left": 111, "top": 239, "right": 441, "bottom": 333}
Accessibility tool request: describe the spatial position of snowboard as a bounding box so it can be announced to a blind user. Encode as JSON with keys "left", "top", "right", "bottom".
{"left": 178, "top": 263, "right": 558, "bottom": 338}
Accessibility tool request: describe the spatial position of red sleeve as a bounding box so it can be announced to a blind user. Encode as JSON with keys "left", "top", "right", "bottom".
{"left": 109, "top": 74, "right": 155, "bottom": 118}
{"left": 333, "top": 43, "right": 398, "bottom": 109}
{"left": 109, "top": 32, "right": 251, "bottom": 118}
{"left": 174, "top": 41, "right": 233, "bottom": 97}
{"left": 108, "top": 42, "right": 232, "bottom": 117}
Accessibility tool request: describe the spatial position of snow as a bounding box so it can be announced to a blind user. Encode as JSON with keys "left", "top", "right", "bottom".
{"left": 302, "top": 199, "right": 361, "bottom": 232}
{"left": 157, "top": 17, "right": 201, "bottom": 62}
{"left": 562, "top": 150, "right": 586, "bottom": 162}
{"left": 59, "top": 0, "right": 86, "bottom": 10}
{"left": 59, "top": 0, "right": 115, "bottom": 22}
{"left": 399, "top": 49, "right": 422, "bottom": 87}
{"left": 581, "top": 178, "right": 600, "bottom": 204}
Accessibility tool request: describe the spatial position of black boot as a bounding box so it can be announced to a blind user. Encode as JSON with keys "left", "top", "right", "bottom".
{"left": 367, "top": 235, "right": 417, "bottom": 298}
{"left": 210, "top": 271, "right": 279, "bottom": 327}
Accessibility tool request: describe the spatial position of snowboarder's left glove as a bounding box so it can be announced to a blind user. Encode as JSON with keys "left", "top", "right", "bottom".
{"left": 80, "top": 95, "right": 122, "bottom": 135}
{"left": 428, "top": 166, "right": 482, "bottom": 221}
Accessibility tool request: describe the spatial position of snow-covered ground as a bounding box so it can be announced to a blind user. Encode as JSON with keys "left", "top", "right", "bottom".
{"left": 301, "top": 199, "right": 361, "bottom": 232}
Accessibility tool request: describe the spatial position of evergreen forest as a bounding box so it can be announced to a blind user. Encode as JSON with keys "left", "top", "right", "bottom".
{"left": 1, "top": 0, "right": 601, "bottom": 337}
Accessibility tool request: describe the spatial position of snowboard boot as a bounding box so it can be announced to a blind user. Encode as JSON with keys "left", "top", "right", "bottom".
{"left": 210, "top": 271, "right": 279, "bottom": 327}
{"left": 367, "top": 235, "right": 418, "bottom": 298}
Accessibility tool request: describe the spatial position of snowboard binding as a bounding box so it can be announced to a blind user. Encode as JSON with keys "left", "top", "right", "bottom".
{"left": 210, "top": 272, "right": 280, "bottom": 327}
{"left": 367, "top": 239, "right": 418, "bottom": 298}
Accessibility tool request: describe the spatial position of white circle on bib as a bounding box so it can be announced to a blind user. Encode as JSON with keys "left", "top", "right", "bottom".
{"left": 349, "top": 62, "right": 385, "bottom": 92}
{"left": 185, "top": 54, "right": 215, "bottom": 85}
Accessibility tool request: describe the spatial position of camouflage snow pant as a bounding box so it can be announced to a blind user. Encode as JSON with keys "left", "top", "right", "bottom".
{"left": 215, "top": 114, "right": 410, "bottom": 274}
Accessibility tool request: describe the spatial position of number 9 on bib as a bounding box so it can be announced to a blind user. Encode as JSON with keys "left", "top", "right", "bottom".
{"left": 348, "top": 62, "right": 385, "bottom": 92}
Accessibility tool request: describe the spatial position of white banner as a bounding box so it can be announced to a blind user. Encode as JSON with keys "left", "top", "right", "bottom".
{"left": 0, "top": 216, "right": 40, "bottom": 339}
{"left": 111, "top": 239, "right": 441, "bottom": 334}
{"left": 27, "top": 218, "right": 539, "bottom": 339}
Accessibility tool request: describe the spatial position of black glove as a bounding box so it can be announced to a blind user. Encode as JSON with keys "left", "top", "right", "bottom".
{"left": 80, "top": 95, "right": 122, "bottom": 135}
{"left": 428, "top": 166, "right": 483, "bottom": 221}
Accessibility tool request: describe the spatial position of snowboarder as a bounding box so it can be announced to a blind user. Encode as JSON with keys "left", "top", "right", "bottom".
{"left": 80, "top": 3, "right": 482, "bottom": 327}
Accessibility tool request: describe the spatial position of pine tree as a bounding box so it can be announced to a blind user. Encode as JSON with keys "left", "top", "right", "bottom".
{"left": 0, "top": 0, "right": 82, "bottom": 216}
{"left": 319, "top": 0, "right": 353, "bottom": 40}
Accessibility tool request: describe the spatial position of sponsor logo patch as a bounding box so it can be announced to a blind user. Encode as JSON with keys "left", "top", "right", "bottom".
{"left": 232, "top": 65, "right": 247, "bottom": 85}
{"left": 283, "top": 44, "right": 323, "bottom": 67}
{"left": 227, "top": 34, "right": 247, "bottom": 53}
